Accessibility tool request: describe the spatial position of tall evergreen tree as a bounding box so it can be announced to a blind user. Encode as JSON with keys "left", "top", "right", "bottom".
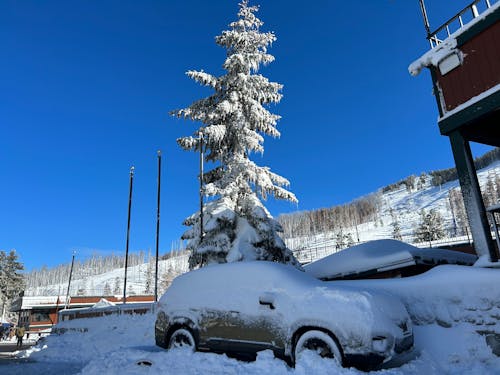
{"left": 414, "top": 209, "right": 446, "bottom": 245}
{"left": 0, "top": 250, "right": 25, "bottom": 320}
{"left": 113, "top": 276, "right": 121, "bottom": 295}
{"left": 173, "top": 1, "right": 300, "bottom": 269}
{"left": 143, "top": 260, "right": 154, "bottom": 294}
{"left": 391, "top": 219, "right": 403, "bottom": 241}
{"left": 103, "top": 282, "right": 112, "bottom": 296}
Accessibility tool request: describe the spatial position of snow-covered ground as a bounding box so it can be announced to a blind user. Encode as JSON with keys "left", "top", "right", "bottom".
{"left": 4, "top": 265, "right": 499, "bottom": 375}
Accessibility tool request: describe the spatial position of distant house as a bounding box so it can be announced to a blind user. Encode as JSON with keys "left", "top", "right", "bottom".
{"left": 10, "top": 295, "right": 154, "bottom": 332}
{"left": 304, "top": 239, "right": 477, "bottom": 281}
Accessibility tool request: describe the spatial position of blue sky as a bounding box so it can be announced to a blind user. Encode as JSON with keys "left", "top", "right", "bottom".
{"left": 0, "top": 0, "right": 491, "bottom": 271}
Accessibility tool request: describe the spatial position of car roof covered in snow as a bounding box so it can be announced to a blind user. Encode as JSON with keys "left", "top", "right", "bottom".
{"left": 304, "top": 239, "right": 477, "bottom": 280}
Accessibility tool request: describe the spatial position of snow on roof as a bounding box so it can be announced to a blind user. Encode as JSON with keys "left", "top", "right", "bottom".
{"left": 92, "top": 298, "right": 116, "bottom": 309}
{"left": 14, "top": 295, "right": 68, "bottom": 310}
{"left": 304, "top": 239, "right": 477, "bottom": 280}
{"left": 409, "top": 1, "right": 500, "bottom": 76}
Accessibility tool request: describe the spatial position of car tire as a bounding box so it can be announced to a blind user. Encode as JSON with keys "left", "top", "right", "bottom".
{"left": 294, "top": 330, "right": 343, "bottom": 367}
{"left": 167, "top": 327, "right": 196, "bottom": 351}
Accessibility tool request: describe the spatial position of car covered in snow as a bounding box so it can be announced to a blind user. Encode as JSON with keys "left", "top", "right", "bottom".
{"left": 155, "top": 261, "right": 413, "bottom": 370}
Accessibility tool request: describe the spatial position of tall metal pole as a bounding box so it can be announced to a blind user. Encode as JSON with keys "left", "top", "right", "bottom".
{"left": 154, "top": 151, "right": 162, "bottom": 303}
{"left": 199, "top": 133, "right": 205, "bottom": 242}
{"left": 123, "top": 166, "right": 135, "bottom": 304}
{"left": 64, "top": 252, "right": 76, "bottom": 309}
{"left": 418, "top": 0, "right": 432, "bottom": 37}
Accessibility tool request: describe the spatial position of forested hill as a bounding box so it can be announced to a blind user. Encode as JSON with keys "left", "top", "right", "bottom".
{"left": 278, "top": 148, "right": 500, "bottom": 247}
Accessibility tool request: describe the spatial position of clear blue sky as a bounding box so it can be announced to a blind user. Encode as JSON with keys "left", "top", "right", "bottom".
{"left": 0, "top": 0, "right": 491, "bottom": 271}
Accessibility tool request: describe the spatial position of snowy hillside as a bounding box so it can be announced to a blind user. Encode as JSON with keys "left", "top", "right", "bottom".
{"left": 26, "top": 253, "right": 189, "bottom": 298}
{"left": 284, "top": 161, "right": 500, "bottom": 262}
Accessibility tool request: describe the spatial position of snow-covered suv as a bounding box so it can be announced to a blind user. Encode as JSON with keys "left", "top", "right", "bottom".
{"left": 155, "top": 261, "right": 413, "bottom": 370}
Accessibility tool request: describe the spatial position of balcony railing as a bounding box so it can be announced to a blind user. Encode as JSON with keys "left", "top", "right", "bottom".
{"left": 427, "top": 0, "right": 498, "bottom": 47}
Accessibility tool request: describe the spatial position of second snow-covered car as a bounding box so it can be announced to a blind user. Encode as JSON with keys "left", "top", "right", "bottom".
{"left": 155, "top": 261, "right": 413, "bottom": 370}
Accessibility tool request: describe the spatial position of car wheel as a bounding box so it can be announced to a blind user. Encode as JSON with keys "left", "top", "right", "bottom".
{"left": 167, "top": 328, "right": 196, "bottom": 351}
{"left": 294, "top": 330, "right": 343, "bottom": 366}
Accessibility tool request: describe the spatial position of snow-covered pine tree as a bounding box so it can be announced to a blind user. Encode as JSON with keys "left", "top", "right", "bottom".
{"left": 113, "top": 277, "right": 121, "bottom": 295}
{"left": 103, "top": 282, "right": 112, "bottom": 296}
{"left": 0, "top": 250, "right": 25, "bottom": 320}
{"left": 414, "top": 208, "right": 446, "bottom": 245}
{"left": 391, "top": 219, "right": 403, "bottom": 241}
{"left": 173, "top": 1, "right": 300, "bottom": 269}
{"left": 143, "top": 260, "right": 153, "bottom": 294}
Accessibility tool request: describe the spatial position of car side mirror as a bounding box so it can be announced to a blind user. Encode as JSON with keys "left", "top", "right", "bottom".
{"left": 259, "top": 293, "right": 276, "bottom": 310}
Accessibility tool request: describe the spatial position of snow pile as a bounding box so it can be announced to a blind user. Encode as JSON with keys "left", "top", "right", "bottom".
{"left": 339, "top": 265, "right": 500, "bottom": 329}
{"left": 18, "top": 314, "right": 499, "bottom": 374}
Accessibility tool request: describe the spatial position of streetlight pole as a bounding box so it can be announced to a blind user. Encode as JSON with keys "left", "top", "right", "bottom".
{"left": 199, "top": 133, "right": 205, "bottom": 243}
{"left": 123, "top": 166, "right": 134, "bottom": 305}
{"left": 64, "top": 252, "right": 76, "bottom": 309}
{"left": 154, "top": 151, "right": 162, "bottom": 303}
{"left": 418, "top": 0, "right": 432, "bottom": 37}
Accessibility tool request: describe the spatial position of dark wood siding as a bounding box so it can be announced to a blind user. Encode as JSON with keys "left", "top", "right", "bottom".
{"left": 435, "top": 20, "right": 500, "bottom": 112}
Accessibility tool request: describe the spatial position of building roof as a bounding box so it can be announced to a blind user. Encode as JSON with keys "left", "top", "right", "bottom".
{"left": 304, "top": 239, "right": 477, "bottom": 280}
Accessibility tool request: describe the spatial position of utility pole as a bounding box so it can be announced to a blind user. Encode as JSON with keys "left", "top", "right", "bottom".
{"left": 64, "top": 252, "right": 76, "bottom": 309}
{"left": 123, "top": 166, "right": 135, "bottom": 305}
{"left": 199, "top": 132, "right": 205, "bottom": 243}
{"left": 154, "top": 151, "right": 162, "bottom": 303}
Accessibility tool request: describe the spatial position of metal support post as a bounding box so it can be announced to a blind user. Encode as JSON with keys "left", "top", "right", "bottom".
{"left": 123, "top": 166, "right": 135, "bottom": 304}
{"left": 449, "top": 131, "right": 498, "bottom": 262}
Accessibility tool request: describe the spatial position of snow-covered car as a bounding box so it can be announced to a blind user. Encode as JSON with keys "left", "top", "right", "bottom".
{"left": 155, "top": 261, "right": 413, "bottom": 370}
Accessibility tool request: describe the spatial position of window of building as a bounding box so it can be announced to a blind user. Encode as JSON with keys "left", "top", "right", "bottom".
{"left": 31, "top": 310, "right": 51, "bottom": 322}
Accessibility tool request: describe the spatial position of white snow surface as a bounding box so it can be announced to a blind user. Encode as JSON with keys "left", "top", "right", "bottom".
{"left": 5, "top": 265, "right": 499, "bottom": 374}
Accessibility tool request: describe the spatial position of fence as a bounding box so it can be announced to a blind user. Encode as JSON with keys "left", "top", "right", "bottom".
{"left": 289, "top": 232, "right": 485, "bottom": 265}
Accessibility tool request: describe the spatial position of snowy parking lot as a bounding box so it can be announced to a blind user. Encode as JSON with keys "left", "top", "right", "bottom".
{"left": 1, "top": 314, "right": 498, "bottom": 375}
{"left": 2, "top": 265, "right": 499, "bottom": 375}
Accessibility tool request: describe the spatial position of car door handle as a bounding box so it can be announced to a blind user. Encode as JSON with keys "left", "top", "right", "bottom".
{"left": 259, "top": 295, "right": 275, "bottom": 310}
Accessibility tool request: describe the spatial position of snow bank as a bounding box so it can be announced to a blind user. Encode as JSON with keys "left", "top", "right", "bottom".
{"left": 19, "top": 314, "right": 499, "bottom": 375}
{"left": 26, "top": 312, "right": 156, "bottom": 364}
{"left": 338, "top": 265, "right": 500, "bottom": 329}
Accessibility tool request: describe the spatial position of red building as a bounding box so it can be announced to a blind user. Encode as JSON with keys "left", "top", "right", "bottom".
{"left": 411, "top": 0, "right": 500, "bottom": 263}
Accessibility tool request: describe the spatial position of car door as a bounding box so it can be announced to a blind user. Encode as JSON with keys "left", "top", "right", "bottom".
{"left": 201, "top": 278, "right": 287, "bottom": 355}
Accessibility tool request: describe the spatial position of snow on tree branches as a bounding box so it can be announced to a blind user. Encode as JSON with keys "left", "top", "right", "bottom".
{"left": 172, "top": 1, "right": 300, "bottom": 270}
{"left": 0, "top": 250, "right": 25, "bottom": 320}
